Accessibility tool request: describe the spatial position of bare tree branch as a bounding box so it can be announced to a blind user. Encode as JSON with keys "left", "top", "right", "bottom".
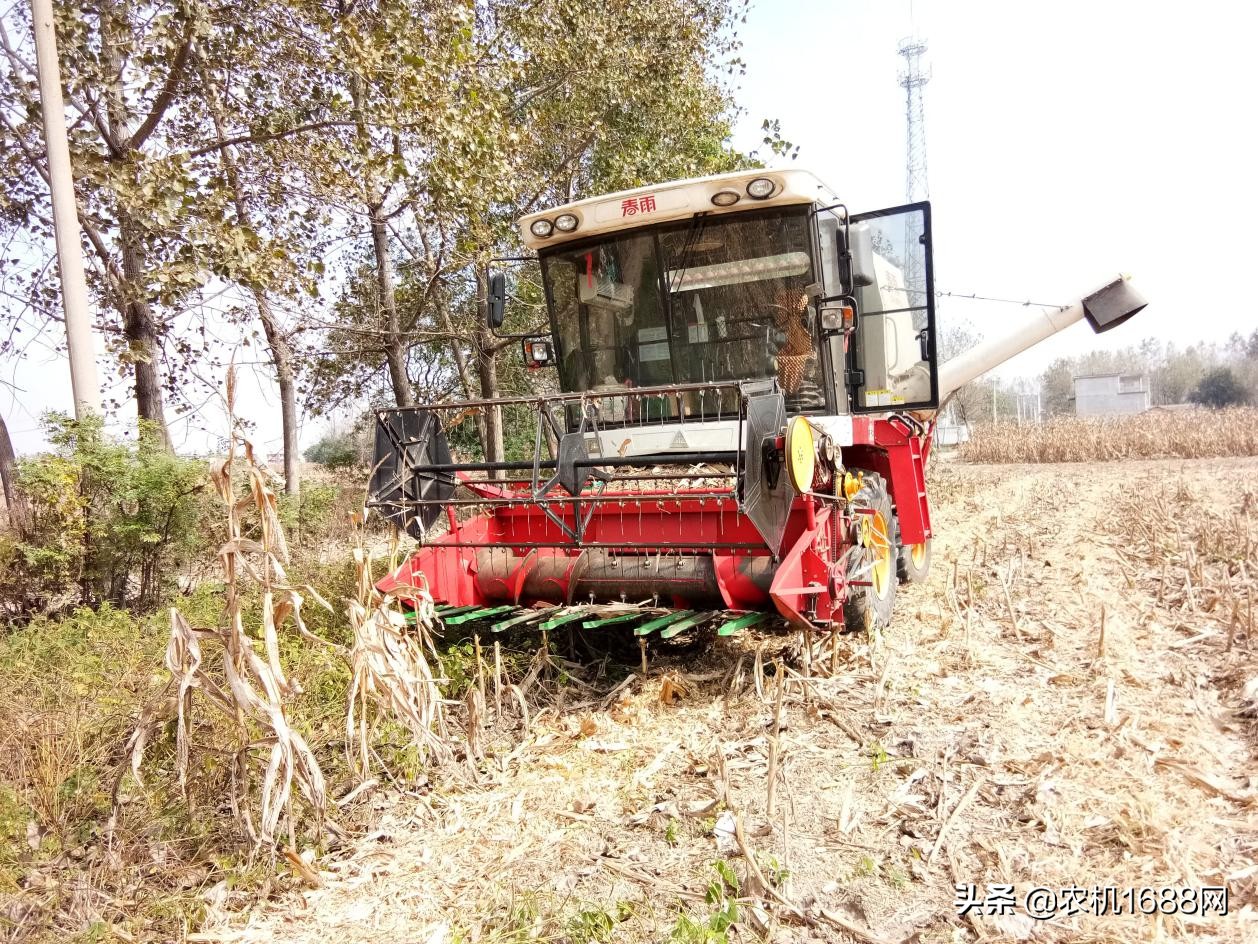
{"left": 127, "top": 18, "right": 196, "bottom": 151}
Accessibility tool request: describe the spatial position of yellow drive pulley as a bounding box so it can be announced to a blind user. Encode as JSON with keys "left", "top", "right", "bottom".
{"left": 785, "top": 415, "right": 815, "bottom": 493}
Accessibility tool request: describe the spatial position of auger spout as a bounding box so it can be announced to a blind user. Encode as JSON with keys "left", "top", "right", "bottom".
{"left": 936, "top": 275, "right": 1147, "bottom": 402}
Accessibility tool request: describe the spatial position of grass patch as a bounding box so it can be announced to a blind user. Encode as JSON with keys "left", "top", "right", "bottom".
{"left": 0, "top": 590, "right": 360, "bottom": 941}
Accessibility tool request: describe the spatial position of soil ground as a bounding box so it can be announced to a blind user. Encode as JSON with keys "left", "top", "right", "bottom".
{"left": 215, "top": 457, "right": 1258, "bottom": 944}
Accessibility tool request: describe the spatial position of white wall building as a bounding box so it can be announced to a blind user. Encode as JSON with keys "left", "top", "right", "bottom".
{"left": 1072, "top": 372, "right": 1151, "bottom": 417}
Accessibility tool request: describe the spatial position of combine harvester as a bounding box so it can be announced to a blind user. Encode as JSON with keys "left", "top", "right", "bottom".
{"left": 369, "top": 169, "right": 1145, "bottom": 643}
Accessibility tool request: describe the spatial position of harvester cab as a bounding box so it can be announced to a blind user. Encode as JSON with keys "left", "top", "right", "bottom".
{"left": 370, "top": 169, "right": 1146, "bottom": 642}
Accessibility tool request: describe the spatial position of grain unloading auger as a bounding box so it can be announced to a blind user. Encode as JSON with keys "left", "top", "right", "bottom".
{"left": 369, "top": 169, "right": 1146, "bottom": 644}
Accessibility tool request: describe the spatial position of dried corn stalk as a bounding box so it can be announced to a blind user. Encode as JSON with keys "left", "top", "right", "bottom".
{"left": 121, "top": 368, "right": 330, "bottom": 850}
{"left": 345, "top": 523, "right": 451, "bottom": 778}
{"left": 958, "top": 407, "right": 1258, "bottom": 464}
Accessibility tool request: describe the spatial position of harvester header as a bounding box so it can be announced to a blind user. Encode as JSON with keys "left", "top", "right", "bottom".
{"left": 369, "top": 170, "right": 1146, "bottom": 643}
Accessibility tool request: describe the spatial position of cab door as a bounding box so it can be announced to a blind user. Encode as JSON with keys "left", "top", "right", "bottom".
{"left": 847, "top": 202, "right": 938, "bottom": 413}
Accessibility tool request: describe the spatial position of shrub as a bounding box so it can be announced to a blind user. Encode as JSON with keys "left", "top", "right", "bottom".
{"left": 278, "top": 480, "right": 340, "bottom": 547}
{"left": 0, "top": 414, "right": 213, "bottom": 619}
{"left": 304, "top": 431, "right": 362, "bottom": 469}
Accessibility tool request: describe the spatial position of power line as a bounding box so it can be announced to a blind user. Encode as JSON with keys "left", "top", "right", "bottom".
{"left": 936, "top": 290, "right": 1069, "bottom": 312}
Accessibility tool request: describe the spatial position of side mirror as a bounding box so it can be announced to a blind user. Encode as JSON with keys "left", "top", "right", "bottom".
{"left": 843, "top": 222, "right": 876, "bottom": 292}
{"left": 487, "top": 271, "right": 506, "bottom": 329}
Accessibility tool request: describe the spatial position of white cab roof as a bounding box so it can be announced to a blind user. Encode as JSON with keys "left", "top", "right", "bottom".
{"left": 518, "top": 168, "right": 841, "bottom": 250}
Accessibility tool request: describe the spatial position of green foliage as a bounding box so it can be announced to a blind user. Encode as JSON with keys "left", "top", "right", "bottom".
{"left": 303, "top": 433, "right": 362, "bottom": 470}
{"left": 277, "top": 479, "right": 342, "bottom": 546}
{"left": 2, "top": 414, "right": 211, "bottom": 618}
{"left": 1191, "top": 366, "right": 1249, "bottom": 408}
{"left": 885, "top": 864, "right": 909, "bottom": 890}
{"left": 566, "top": 903, "right": 636, "bottom": 944}
{"left": 757, "top": 853, "right": 789, "bottom": 887}
{"left": 435, "top": 634, "right": 535, "bottom": 700}
{"left": 701, "top": 860, "right": 740, "bottom": 934}
{"left": 0, "top": 605, "right": 165, "bottom": 901}
{"left": 302, "top": 0, "right": 759, "bottom": 412}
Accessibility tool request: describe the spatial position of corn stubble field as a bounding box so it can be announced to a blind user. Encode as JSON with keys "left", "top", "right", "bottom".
{"left": 4, "top": 414, "right": 1257, "bottom": 944}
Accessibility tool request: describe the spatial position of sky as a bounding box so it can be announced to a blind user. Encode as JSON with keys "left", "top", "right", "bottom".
{"left": 7, "top": 0, "right": 1256, "bottom": 454}
{"left": 730, "top": 0, "right": 1258, "bottom": 375}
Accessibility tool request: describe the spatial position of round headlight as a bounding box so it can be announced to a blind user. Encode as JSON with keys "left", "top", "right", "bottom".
{"left": 554, "top": 213, "right": 579, "bottom": 232}
{"left": 711, "top": 189, "right": 741, "bottom": 207}
{"left": 530, "top": 219, "right": 554, "bottom": 238}
{"left": 746, "top": 177, "right": 775, "bottom": 199}
{"left": 785, "top": 416, "right": 816, "bottom": 493}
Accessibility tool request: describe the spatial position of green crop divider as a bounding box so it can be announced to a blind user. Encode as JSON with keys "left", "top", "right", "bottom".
{"left": 634, "top": 610, "right": 695, "bottom": 637}
{"left": 582, "top": 611, "right": 648, "bottom": 630}
{"left": 659, "top": 611, "right": 711, "bottom": 640}
{"left": 491, "top": 609, "right": 548, "bottom": 633}
{"left": 540, "top": 608, "right": 590, "bottom": 631}
{"left": 435, "top": 605, "right": 480, "bottom": 618}
{"left": 715, "top": 612, "right": 766, "bottom": 636}
{"left": 443, "top": 605, "right": 516, "bottom": 626}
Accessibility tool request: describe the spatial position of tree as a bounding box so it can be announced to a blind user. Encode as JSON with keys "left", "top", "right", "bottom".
{"left": 3, "top": 1, "right": 342, "bottom": 478}
{"left": 1, "top": 0, "right": 763, "bottom": 473}
{"left": 0, "top": 1, "right": 214, "bottom": 443}
{"left": 1190, "top": 367, "right": 1248, "bottom": 409}
{"left": 0, "top": 411, "right": 29, "bottom": 537}
{"left": 297, "top": 0, "right": 753, "bottom": 459}
{"left": 939, "top": 320, "right": 990, "bottom": 423}
{"left": 304, "top": 431, "right": 360, "bottom": 469}
{"left": 192, "top": 53, "right": 319, "bottom": 494}
{"left": 1039, "top": 357, "right": 1074, "bottom": 416}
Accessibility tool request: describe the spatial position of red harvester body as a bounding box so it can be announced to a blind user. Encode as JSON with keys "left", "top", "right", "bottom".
{"left": 370, "top": 169, "right": 1145, "bottom": 639}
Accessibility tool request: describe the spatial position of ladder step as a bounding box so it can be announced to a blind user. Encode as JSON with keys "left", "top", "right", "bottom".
{"left": 634, "top": 610, "right": 695, "bottom": 637}
{"left": 715, "top": 611, "right": 767, "bottom": 636}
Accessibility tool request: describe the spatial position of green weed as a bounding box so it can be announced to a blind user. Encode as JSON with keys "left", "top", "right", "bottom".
{"left": 665, "top": 818, "right": 680, "bottom": 846}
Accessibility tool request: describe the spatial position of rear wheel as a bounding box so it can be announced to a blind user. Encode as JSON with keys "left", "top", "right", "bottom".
{"left": 843, "top": 473, "right": 897, "bottom": 632}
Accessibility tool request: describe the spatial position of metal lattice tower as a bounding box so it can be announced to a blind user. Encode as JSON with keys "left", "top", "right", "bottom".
{"left": 898, "top": 36, "right": 930, "bottom": 203}
{"left": 898, "top": 36, "right": 930, "bottom": 311}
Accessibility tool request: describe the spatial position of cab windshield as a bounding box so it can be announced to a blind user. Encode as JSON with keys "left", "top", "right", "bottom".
{"left": 542, "top": 208, "right": 823, "bottom": 418}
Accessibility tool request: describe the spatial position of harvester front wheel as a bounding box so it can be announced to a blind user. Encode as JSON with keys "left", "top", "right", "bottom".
{"left": 843, "top": 473, "right": 896, "bottom": 632}
{"left": 895, "top": 520, "right": 932, "bottom": 585}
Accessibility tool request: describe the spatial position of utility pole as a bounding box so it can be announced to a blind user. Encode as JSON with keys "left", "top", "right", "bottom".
{"left": 30, "top": 0, "right": 101, "bottom": 418}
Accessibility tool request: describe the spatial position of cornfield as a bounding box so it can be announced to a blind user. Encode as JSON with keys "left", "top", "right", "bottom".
{"left": 956, "top": 407, "right": 1258, "bottom": 463}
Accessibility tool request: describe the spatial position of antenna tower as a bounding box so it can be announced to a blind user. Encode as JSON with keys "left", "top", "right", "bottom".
{"left": 897, "top": 35, "right": 930, "bottom": 307}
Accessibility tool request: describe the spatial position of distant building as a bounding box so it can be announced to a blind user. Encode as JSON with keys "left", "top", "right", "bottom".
{"left": 932, "top": 403, "right": 970, "bottom": 447}
{"left": 1071, "top": 372, "right": 1151, "bottom": 417}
